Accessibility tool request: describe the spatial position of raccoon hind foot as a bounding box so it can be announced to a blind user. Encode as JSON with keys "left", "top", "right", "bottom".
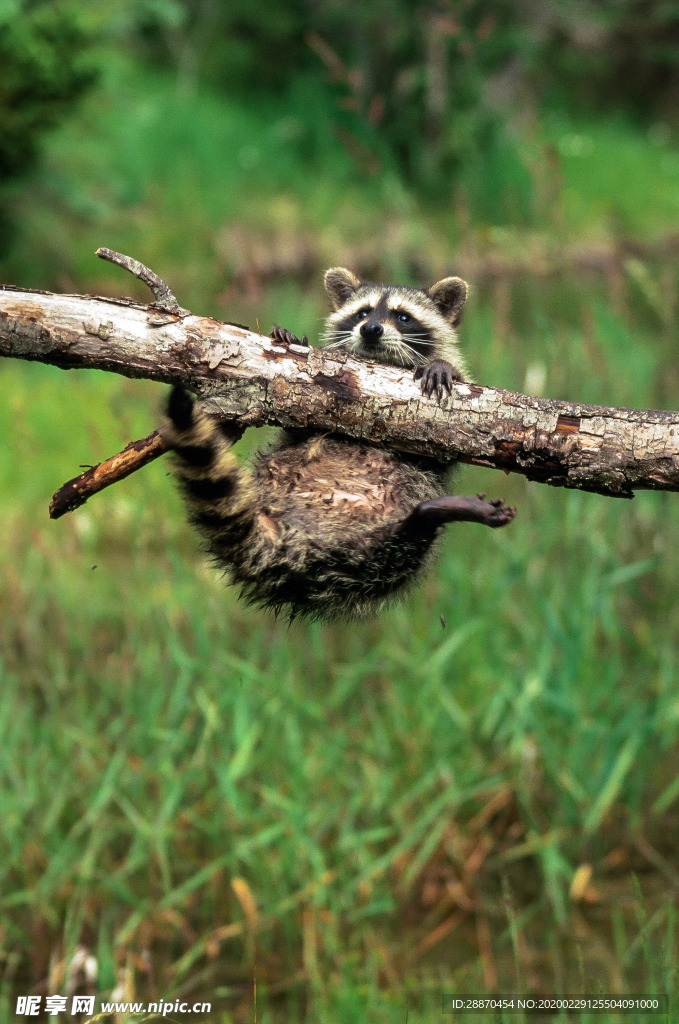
{"left": 414, "top": 493, "right": 517, "bottom": 528}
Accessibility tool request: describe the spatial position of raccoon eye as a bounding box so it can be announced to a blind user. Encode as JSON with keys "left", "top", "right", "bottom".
{"left": 356, "top": 308, "right": 371, "bottom": 320}
{"left": 396, "top": 311, "right": 412, "bottom": 323}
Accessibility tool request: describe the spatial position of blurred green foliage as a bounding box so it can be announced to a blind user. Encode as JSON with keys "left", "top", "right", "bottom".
{"left": 0, "top": 0, "right": 97, "bottom": 250}
{"left": 2, "top": 2, "right": 679, "bottom": 1020}
{"left": 4, "top": 0, "right": 679, "bottom": 241}
{"left": 128, "top": 0, "right": 679, "bottom": 197}
{"left": 2, "top": 269, "right": 679, "bottom": 1018}
{"left": 540, "top": 0, "right": 679, "bottom": 115}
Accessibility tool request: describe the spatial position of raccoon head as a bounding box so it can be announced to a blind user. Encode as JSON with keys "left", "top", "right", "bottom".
{"left": 321, "top": 267, "right": 468, "bottom": 369}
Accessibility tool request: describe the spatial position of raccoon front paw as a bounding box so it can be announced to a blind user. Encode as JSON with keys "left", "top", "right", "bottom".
{"left": 414, "top": 359, "right": 464, "bottom": 401}
{"left": 270, "top": 325, "right": 309, "bottom": 347}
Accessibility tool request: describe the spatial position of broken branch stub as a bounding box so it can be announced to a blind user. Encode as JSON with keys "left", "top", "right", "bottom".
{"left": 49, "top": 430, "right": 167, "bottom": 519}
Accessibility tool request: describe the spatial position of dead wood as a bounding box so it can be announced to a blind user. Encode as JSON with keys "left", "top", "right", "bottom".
{"left": 1, "top": 253, "right": 679, "bottom": 517}
{"left": 49, "top": 430, "right": 166, "bottom": 519}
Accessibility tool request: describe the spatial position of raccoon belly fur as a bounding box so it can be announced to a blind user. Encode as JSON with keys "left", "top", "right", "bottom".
{"left": 162, "top": 404, "right": 448, "bottom": 621}
{"left": 162, "top": 266, "right": 480, "bottom": 620}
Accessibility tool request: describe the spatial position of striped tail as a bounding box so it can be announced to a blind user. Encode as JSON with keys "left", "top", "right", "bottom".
{"left": 160, "top": 385, "right": 258, "bottom": 562}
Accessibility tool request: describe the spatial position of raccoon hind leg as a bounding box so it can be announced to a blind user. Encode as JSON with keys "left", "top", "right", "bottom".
{"left": 413, "top": 493, "right": 516, "bottom": 528}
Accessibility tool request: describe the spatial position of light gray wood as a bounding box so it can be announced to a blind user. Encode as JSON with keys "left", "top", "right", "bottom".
{"left": 1, "top": 283, "right": 678, "bottom": 498}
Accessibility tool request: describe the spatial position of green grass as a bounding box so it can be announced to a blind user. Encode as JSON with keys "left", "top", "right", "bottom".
{"left": 540, "top": 111, "right": 679, "bottom": 239}
{"left": 6, "top": 58, "right": 679, "bottom": 310}
{"left": 2, "top": 268, "right": 679, "bottom": 1021}
{"left": 2, "top": 57, "right": 679, "bottom": 1024}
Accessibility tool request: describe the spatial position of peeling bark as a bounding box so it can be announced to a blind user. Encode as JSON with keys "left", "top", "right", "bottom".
{"left": 1, "top": 282, "right": 679, "bottom": 501}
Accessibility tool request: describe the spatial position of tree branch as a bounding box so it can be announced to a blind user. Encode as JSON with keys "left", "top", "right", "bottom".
{"left": 95, "top": 247, "right": 189, "bottom": 314}
{"left": 1, "top": 278, "right": 678, "bottom": 507}
{"left": 49, "top": 430, "right": 166, "bottom": 519}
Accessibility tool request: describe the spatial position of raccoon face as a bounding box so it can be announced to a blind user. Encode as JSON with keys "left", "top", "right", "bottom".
{"left": 325, "top": 291, "right": 438, "bottom": 367}
{"left": 321, "top": 267, "right": 467, "bottom": 369}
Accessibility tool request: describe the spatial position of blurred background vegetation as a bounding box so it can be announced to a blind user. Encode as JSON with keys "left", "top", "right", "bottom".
{"left": 2, "top": 0, "right": 679, "bottom": 1021}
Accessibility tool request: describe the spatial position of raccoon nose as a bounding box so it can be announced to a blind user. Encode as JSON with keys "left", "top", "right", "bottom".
{"left": 359, "top": 320, "right": 384, "bottom": 343}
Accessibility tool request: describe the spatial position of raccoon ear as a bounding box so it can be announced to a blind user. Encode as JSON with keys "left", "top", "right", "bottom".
{"left": 428, "top": 276, "right": 468, "bottom": 327}
{"left": 324, "top": 267, "right": 362, "bottom": 310}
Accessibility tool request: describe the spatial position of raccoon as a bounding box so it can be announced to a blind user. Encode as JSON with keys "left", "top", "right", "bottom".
{"left": 321, "top": 266, "right": 468, "bottom": 400}
{"left": 161, "top": 267, "right": 515, "bottom": 620}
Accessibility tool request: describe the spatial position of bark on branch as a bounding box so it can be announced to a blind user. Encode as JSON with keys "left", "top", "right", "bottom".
{"left": 1, "top": 278, "right": 679, "bottom": 511}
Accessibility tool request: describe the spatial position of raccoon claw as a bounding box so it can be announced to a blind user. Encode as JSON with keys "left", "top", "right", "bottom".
{"left": 414, "top": 494, "right": 517, "bottom": 529}
{"left": 484, "top": 501, "right": 517, "bottom": 527}
{"left": 475, "top": 493, "right": 505, "bottom": 509}
{"left": 271, "top": 325, "right": 309, "bottom": 347}
{"left": 414, "top": 359, "right": 464, "bottom": 402}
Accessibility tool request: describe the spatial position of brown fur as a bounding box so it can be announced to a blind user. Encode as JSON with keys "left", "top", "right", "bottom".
{"left": 161, "top": 269, "right": 476, "bottom": 620}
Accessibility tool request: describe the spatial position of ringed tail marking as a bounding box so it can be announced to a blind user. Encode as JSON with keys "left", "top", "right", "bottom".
{"left": 161, "top": 385, "right": 258, "bottom": 551}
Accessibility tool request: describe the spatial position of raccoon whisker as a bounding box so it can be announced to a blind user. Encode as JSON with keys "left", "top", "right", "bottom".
{"left": 321, "top": 338, "right": 353, "bottom": 351}
{"left": 397, "top": 338, "right": 436, "bottom": 349}
{"left": 382, "top": 349, "right": 417, "bottom": 369}
{"left": 320, "top": 332, "right": 350, "bottom": 342}
{"left": 160, "top": 265, "right": 490, "bottom": 625}
{"left": 319, "top": 330, "right": 352, "bottom": 342}
{"left": 384, "top": 341, "right": 428, "bottom": 367}
{"left": 397, "top": 339, "right": 428, "bottom": 355}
